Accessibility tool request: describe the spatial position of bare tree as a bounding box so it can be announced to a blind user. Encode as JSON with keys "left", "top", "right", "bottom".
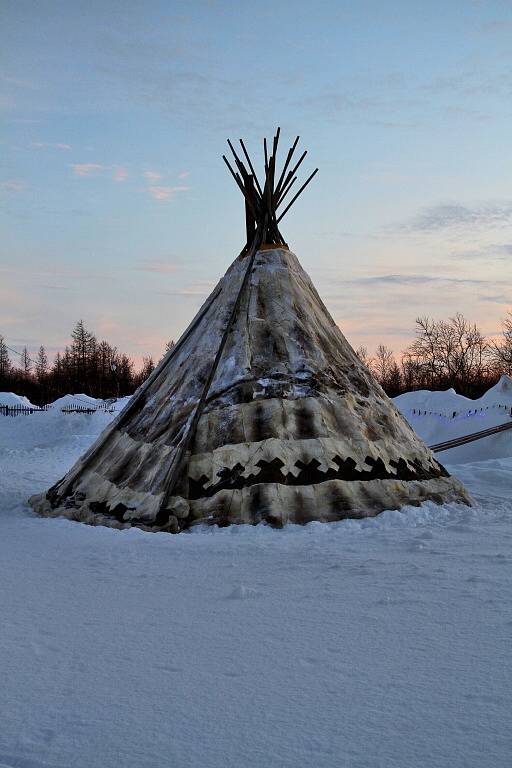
{"left": 491, "top": 312, "right": 512, "bottom": 374}
{"left": 372, "top": 345, "right": 402, "bottom": 396}
{"left": 355, "top": 345, "right": 374, "bottom": 371}
{"left": 386, "top": 360, "right": 402, "bottom": 397}
{"left": 373, "top": 344, "right": 393, "bottom": 383}
{"left": 401, "top": 353, "right": 424, "bottom": 392}
{"left": 404, "top": 313, "right": 490, "bottom": 395}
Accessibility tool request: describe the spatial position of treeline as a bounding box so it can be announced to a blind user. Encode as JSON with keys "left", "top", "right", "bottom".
{"left": 1, "top": 312, "right": 511, "bottom": 404}
{"left": 356, "top": 311, "right": 512, "bottom": 398}
{"left": 0, "top": 320, "right": 172, "bottom": 405}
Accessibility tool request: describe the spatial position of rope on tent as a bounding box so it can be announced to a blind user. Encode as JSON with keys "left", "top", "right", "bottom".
{"left": 155, "top": 218, "right": 267, "bottom": 525}
{"left": 430, "top": 419, "right": 512, "bottom": 453}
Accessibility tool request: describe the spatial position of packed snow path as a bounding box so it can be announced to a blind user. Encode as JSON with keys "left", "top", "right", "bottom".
{"left": 0, "top": 411, "right": 511, "bottom": 768}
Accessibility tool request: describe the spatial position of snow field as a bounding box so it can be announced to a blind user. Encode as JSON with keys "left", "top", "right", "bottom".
{"left": 0, "top": 390, "right": 511, "bottom": 767}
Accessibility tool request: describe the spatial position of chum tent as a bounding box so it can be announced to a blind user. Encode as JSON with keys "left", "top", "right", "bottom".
{"left": 30, "top": 130, "right": 470, "bottom": 531}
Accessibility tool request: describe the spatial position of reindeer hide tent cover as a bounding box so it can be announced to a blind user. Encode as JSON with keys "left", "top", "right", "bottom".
{"left": 30, "top": 131, "right": 470, "bottom": 531}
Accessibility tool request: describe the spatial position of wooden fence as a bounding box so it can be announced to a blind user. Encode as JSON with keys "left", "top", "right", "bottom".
{"left": 409, "top": 403, "right": 512, "bottom": 419}
{"left": 1, "top": 403, "right": 115, "bottom": 417}
{"left": 0, "top": 404, "right": 49, "bottom": 417}
{"left": 60, "top": 404, "right": 115, "bottom": 414}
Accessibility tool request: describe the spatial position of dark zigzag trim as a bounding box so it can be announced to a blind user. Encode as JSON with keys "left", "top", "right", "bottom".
{"left": 188, "top": 454, "right": 449, "bottom": 500}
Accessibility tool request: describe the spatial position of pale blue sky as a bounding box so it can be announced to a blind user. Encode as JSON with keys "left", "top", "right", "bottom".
{"left": 1, "top": 0, "right": 511, "bottom": 363}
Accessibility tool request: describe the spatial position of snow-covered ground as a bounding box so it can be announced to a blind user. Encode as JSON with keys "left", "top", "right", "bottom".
{"left": 0, "top": 391, "right": 511, "bottom": 768}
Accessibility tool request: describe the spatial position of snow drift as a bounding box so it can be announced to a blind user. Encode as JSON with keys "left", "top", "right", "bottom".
{"left": 0, "top": 392, "right": 37, "bottom": 408}
{"left": 393, "top": 375, "right": 512, "bottom": 463}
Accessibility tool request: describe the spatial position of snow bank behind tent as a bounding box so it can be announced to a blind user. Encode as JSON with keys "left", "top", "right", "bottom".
{"left": 48, "top": 393, "right": 102, "bottom": 409}
{"left": 479, "top": 374, "right": 512, "bottom": 406}
{"left": 0, "top": 392, "right": 37, "bottom": 408}
{"left": 393, "top": 375, "right": 512, "bottom": 464}
{"left": 394, "top": 374, "right": 512, "bottom": 415}
{"left": 46, "top": 393, "right": 133, "bottom": 410}
{"left": 394, "top": 387, "right": 472, "bottom": 413}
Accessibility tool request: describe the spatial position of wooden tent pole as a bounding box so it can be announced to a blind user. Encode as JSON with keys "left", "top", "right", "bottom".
{"left": 225, "top": 131, "right": 317, "bottom": 248}
{"left": 276, "top": 150, "right": 308, "bottom": 206}
{"left": 276, "top": 176, "right": 297, "bottom": 208}
{"left": 222, "top": 156, "right": 257, "bottom": 213}
{"left": 273, "top": 136, "right": 299, "bottom": 202}
{"left": 277, "top": 168, "right": 319, "bottom": 223}
{"left": 244, "top": 175, "right": 256, "bottom": 246}
{"left": 239, "top": 139, "right": 263, "bottom": 196}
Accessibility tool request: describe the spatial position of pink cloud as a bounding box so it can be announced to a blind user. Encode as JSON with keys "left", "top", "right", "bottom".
{"left": 143, "top": 170, "right": 162, "bottom": 182}
{"left": 113, "top": 166, "right": 129, "bottom": 182}
{"left": 148, "top": 185, "right": 188, "bottom": 202}
{"left": 71, "top": 163, "right": 103, "bottom": 177}
{"left": 177, "top": 171, "right": 189, "bottom": 179}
